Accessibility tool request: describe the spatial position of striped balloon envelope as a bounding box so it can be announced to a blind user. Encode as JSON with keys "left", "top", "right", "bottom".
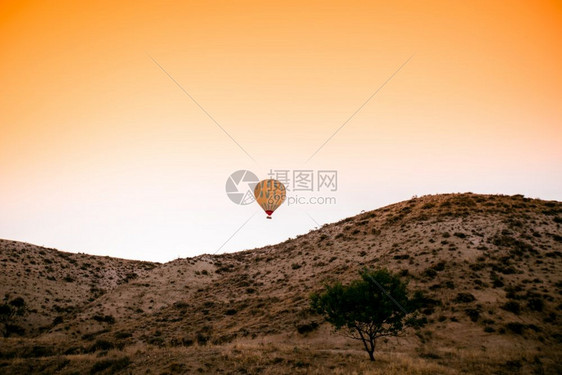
{"left": 253, "top": 179, "right": 287, "bottom": 219}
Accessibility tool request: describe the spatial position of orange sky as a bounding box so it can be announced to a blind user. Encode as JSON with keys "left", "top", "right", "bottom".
{"left": 1, "top": 1, "right": 561, "bottom": 261}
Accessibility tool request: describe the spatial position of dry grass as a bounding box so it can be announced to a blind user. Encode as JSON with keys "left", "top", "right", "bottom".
{"left": 2, "top": 342, "right": 554, "bottom": 374}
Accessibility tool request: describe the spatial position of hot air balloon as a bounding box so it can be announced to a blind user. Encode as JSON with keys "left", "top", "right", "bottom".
{"left": 254, "top": 179, "right": 286, "bottom": 219}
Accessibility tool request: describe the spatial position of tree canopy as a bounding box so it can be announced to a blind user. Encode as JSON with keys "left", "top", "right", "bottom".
{"left": 311, "top": 268, "right": 414, "bottom": 361}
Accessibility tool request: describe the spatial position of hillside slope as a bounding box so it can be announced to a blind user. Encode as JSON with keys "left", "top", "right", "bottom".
{"left": 1, "top": 193, "right": 561, "bottom": 374}
{"left": 0, "top": 240, "right": 158, "bottom": 337}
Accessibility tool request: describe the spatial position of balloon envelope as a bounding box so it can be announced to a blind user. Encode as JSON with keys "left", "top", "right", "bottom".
{"left": 254, "top": 179, "right": 286, "bottom": 219}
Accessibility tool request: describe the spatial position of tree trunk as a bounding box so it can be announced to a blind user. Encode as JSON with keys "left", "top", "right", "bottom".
{"left": 368, "top": 337, "right": 376, "bottom": 361}
{"left": 356, "top": 328, "right": 377, "bottom": 361}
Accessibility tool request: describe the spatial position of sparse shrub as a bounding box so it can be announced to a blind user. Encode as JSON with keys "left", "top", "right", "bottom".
{"left": 8, "top": 297, "right": 25, "bottom": 308}
{"left": 123, "top": 272, "right": 138, "bottom": 282}
{"left": 454, "top": 293, "right": 476, "bottom": 303}
{"left": 90, "top": 357, "right": 130, "bottom": 374}
{"left": 527, "top": 324, "right": 541, "bottom": 332}
{"left": 196, "top": 332, "right": 209, "bottom": 345}
{"left": 114, "top": 331, "right": 132, "bottom": 339}
{"left": 89, "top": 339, "right": 114, "bottom": 352}
{"left": 469, "top": 263, "right": 485, "bottom": 271}
{"left": 65, "top": 347, "right": 85, "bottom": 356}
{"left": 93, "top": 315, "right": 115, "bottom": 324}
{"left": 444, "top": 281, "right": 455, "bottom": 289}
{"left": 432, "top": 261, "right": 445, "bottom": 271}
{"left": 147, "top": 336, "right": 165, "bottom": 347}
{"left": 504, "top": 360, "right": 522, "bottom": 371}
{"left": 410, "top": 291, "right": 441, "bottom": 310}
{"left": 493, "top": 235, "right": 535, "bottom": 256}
{"left": 501, "top": 301, "right": 521, "bottom": 315}
{"left": 4, "top": 324, "right": 25, "bottom": 336}
{"left": 296, "top": 321, "right": 319, "bottom": 334}
{"left": 172, "top": 301, "right": 190, "bottom": 310}
{"left": 212, "top": 333, "right": 237, "bottom": 345}
{"left": 1, "top": 297, "right": 26, "bottom": 320}
{"left": 465, "top": 308, "right": 480, "bottom": 322}
{"left": 169, "top": 363, "right": 187, "bottom": 373}
{"left": 82, "top": 331, "right": 106, "bottom": 341}
{"left": 492, "top": 262, "right": 517, "bottom": 274}
{"left": 393, "top": 254, "right": 410, "bottom": 260}
{"left": 422, "top": 268, "right": 437, "bottom": 280}
{"left": 25, "top": 345, "right": 54, "bottom": 358}
{"left": 491, "top": 273, "right": 504, "bottom": 288}
{"left": 528, "top": 298, "right": 544, "bottom": 312}
{"left": 422, "top": 307, "right": 434, "bottom": 315}
{"left": 170, "top": 336, "right": 194, "bottom": 347}
{"left": 225, "top": 308, "right": 237, "bottom": 315}
{"left": 419, "top": 352, "right": 441, "bottom": 359}
{"left": 506, "top": 322, "right": 525, "bottom": 335}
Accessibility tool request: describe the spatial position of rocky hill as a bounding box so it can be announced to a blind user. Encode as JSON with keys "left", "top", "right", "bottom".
{"left": 1, "top": 193, "right": 561, "bottom": 374}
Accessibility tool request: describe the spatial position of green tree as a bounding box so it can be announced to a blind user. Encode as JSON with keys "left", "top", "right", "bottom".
{"left": 310, "top": 268, "right": 413, "bottom": 361}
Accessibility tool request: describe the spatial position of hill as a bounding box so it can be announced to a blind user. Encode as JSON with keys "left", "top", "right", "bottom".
{"left": 1, "top": 193, "right": 561, "bottom": 374}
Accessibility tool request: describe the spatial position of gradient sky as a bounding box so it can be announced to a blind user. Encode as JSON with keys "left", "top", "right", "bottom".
{"left": 1, "top": 0, "right": 561, "bottom": 262}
